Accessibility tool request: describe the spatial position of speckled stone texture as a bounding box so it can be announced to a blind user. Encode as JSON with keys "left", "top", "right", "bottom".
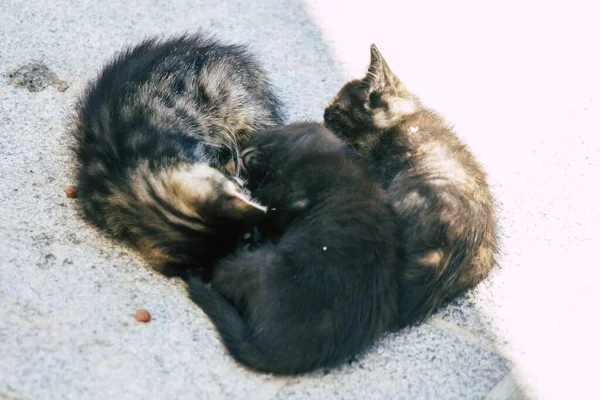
{"left": 1, "top": 0, "right": 598, "bottom": 399}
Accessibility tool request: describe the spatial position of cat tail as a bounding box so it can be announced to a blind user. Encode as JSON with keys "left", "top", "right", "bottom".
{"left": 187, "top": 277, "right": 285, "bottom": 375}
{"left": 396, "top": 246, "right": 467, "bottom": 327}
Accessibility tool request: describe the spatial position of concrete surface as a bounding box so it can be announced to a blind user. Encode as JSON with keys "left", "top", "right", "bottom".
{"left": 1, "top": 0, "right": 598, "bottom": 399}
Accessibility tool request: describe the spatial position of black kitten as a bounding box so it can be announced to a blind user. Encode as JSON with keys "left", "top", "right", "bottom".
{"left": 187, "top": 122, "right": 398, "bottom": 375}
{"left": 324, "top": 45, "right": 499, "bottom": 327}
{"left": 70, "top": 32, "right": 285, "bottom": 277}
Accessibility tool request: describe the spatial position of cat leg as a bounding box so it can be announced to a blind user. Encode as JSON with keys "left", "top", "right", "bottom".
{"left": 211, "top": 245, "right": 278, "bottom": 314}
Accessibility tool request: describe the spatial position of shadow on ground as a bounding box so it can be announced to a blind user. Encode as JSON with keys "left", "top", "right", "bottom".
{"left": 3, "top": 0, "right": 599, "bottom": 399}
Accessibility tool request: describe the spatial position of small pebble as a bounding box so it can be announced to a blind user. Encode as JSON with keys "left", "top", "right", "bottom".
{"left": 135, "top": 309, "right": 151, "bottom": 323}
{"left": 64, "top": 185, "right": 77, "bottom": 198}
{"left": 57, "top": 82, "right": 69, "bottom": 92}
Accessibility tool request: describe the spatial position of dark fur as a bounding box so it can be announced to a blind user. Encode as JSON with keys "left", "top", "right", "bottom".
{"left": 70, "top": 32, "right": 285, "bottom": 277}
{"left": 324, "top": 45, "right": 498, "bottom": 327}
{"left": 188, "top": 122, "right": 398, "bottom": 375}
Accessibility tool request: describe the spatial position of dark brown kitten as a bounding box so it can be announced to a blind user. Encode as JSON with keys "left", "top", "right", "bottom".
{"left": 188, "top": 122, "right": 398, "bottom": 375}
{"left": 324, "top": 45, "right": 498, "bottom": 327}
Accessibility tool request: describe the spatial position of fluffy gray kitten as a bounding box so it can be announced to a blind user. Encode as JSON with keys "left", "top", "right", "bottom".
{"left": 70, "top": 33, "right": 285, "bottom": 278}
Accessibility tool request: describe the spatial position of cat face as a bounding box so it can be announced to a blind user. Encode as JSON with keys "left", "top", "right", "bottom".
{"left": 239, "top": 122, "right": 345, "bottom": 190}
{"left": 324, "top": 45, "right": 420, "bottom": 148}
{"left": 323, "top": 79, "right": 374, "bottom": 142}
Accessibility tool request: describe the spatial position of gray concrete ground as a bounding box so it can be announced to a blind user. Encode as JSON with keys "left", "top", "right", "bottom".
{"left": 1, "top": 0, "right": 598, "bottom": 399}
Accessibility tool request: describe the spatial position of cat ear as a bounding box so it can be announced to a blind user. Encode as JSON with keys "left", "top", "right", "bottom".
{"left": 365, "top": 44, "right": 396, "bottom": 91}
{"left": 222, "top": 181, "right": 268, "bottom": 222}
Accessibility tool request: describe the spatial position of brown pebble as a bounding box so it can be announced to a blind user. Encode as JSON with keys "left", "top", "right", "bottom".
{"left": 57, "top": 82, "right": 69, "bottom": 92}
{"left": 64, "top": 185, "right": 77, "bottom": 198}
{"left": 135, "top": 309, "right": 151, "bottom": 322}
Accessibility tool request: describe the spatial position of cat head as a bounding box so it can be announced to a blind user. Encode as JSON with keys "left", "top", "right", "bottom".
{"left": 239, "top": 122, "right": 345, "bottom": 190}
{"left": 324, "top": 44, "right": 421, "bottom": 148}
{"left": 239, "top": 122, "right": 351, "bottom": 229}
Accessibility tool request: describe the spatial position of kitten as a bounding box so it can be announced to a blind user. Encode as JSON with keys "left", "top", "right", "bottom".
{"left": 70, "top": 33, "right": 285, "bottom": 277}
{"left": 187, "top": 122, "right": 399, "bottom": 375}
{"left": 324, "top": 45, "right": 498, "bottom": 327}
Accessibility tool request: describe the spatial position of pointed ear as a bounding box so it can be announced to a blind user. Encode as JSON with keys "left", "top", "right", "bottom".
{"left": 222, "top": 181, "right": 267, "bottom": 223}
{"left": 365, "top": 44, "right": 396, "bottom": 90}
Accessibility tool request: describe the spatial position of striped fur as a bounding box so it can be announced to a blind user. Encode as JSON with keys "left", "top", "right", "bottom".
{"left": 70, "top": 32, "right": 285, "bottom": 277}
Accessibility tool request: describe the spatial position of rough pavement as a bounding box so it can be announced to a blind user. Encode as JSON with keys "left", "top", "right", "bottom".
{"left": 1, "top": 0, "right": 598, "bottom": 399}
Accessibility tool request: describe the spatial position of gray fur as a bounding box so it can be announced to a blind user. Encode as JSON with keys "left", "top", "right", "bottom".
{"left": 70, "top": 32, "right": 285, "bottom": 277}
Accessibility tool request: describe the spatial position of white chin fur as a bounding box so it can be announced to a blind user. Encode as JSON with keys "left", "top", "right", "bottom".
{"left": 232, "top": 176, "right": 246, "bottom": 187}
{"left": 234, "top": 191, "right": 268, "bottom": 213}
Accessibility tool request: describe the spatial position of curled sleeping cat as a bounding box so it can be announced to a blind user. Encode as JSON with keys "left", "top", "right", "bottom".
{"left": 187, "top": 122, "right": 399, "bottom": 375}
{"left": 324, "top": 45, "right": 499, "bottom": 327}
{"left": 70, "top": 32, "right": 284, "bottom": 278}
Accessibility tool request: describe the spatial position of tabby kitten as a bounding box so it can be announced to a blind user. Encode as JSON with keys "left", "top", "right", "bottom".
{"left": 71, "top": 33, "right": 285, "bottom": 277}
{"left": 188, "top": 122, "right": 399, "bottom": 375}
{"left": 324, "top": 45, "right": 498, "bottom": 327}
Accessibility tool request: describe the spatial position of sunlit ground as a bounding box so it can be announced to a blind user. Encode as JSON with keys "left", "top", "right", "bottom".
{"left": 305, "top": 1, "right": 600, "bottom": 398}
{"left": 1, "top": 0, "right": 598, "bottom": 398}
